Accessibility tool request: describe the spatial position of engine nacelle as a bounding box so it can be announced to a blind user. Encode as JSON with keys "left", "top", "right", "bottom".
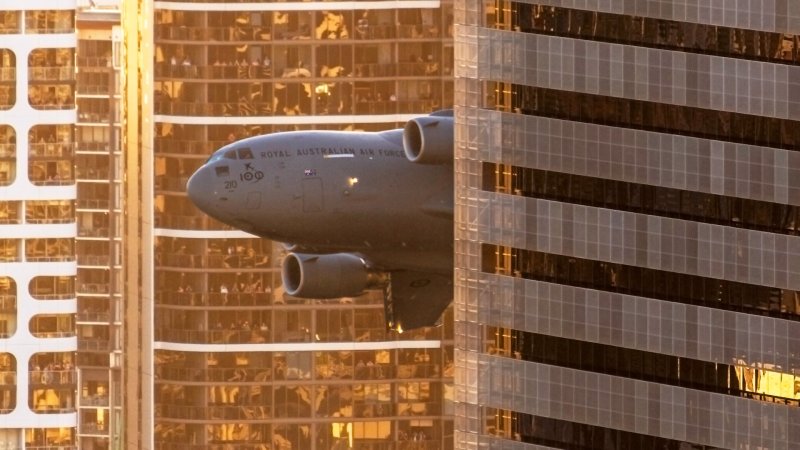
{"left": 281, "top": 252, "right": 387, "bottom": 298}
{"left": 402, "top": 115, "right": 454, "bottom": 164}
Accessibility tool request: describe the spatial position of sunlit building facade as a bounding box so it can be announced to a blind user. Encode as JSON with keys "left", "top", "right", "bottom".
{"left": 0, "top": 1, "right": 79, "bottom": 448}
{"left": 75, "top": 1, "right": 123, "bottom": 449}
{"left": 455, "top": 1, "right": 800, "bottom": 449}
{"left": 122, "top": 0, "right": 456, "bottom": 449}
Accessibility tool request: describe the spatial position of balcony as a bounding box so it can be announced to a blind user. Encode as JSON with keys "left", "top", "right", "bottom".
{"left": 155, "top": 25, "right": 272, "bottom": 42}
{"left": 29, "top": 143, "right": 74, "bottom": 158}
{"left": 77, "top": 254, "right": 112, "bottom": 266}
{"left": 78, "top": 283, "right": 110, "bottom": 295}
{"left": 156, "top": 403, "right": 270, "bottom": 421}
{"left": 155, "top": 291, "right": 272, "bottom": 308}
{"left": 76, "top": 166, "right": 111, "bottom": 180}
{"left": 154, "top": 137, "right": 222, "bottom": 156}
{"left": 79, "top": 394, "right": 108, "bottom": 407}
{"left": 77, "top": 310, "right": 111, "bottom": 323}
{"left": 77, "top": 310, "right": 110, "bottom": 323}
{"left": 154, "top": 100, "right": 272, "bottom": 117}
{"left": 156, "top": 252, "right": 270, "bottom": 270}
{"left": 155, "top": 328, "right": 269, "bottom": 345}
{"left": 28, "top": 67, "right": 75, "bottom": 83}
{"left": 0, "top": 67, "right": 14, "bottom": 82}
{"left": 0, "top": 371, "right": 16, "bottom": 385}
{"left": 31, "top": 292, "right": 74, "bottom": 301}
{"left": 76, "top": 56, "right": 111, "bottom": 68}
{"left": 154, "top": 175, "right": 190, "bottom": 193}
{"left": 75, "top": 142, "right": 116, "bottom": 153}
{"left": 155, "top": 63, "right": 271, "bottom": 80}
{"left": 156, "top": 365, "right": 272, "bottom": 383}
{"left": 31, "top": 330, "right": 75, "bottom": 339}
{"left": 76, "top": 199, "right": 111, "bottom": 210}
{"left": 154, "top": 213, "right": 234, "bottom": 231}
{"left": 80, "top": 421, "right": 108, "bottom": 435}
{"left": 0, "top": 295, "right": 15, "bottom": 311}
{"left": 30, "top": 370, "right": 76, "bottom": 386}
{"left": 26, "top": 446, "right": 77, "bottom": 450}
{"left": 0, "top": 143, "right": 15, "bottom": 158}
{"left": 78, "top": 339, "right": 110, "bottom": 352}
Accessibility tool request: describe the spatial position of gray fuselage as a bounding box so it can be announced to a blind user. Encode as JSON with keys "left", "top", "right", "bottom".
{"left": 188, "top": 129, "right": 453, "bottom": 273}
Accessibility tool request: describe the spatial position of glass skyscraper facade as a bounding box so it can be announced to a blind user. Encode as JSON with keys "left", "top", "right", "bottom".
{"left": 454, "top": 1, "right": 800, "bottom": 449}
{"left": 122, "top": 1, "right": 456, "bottom": 449}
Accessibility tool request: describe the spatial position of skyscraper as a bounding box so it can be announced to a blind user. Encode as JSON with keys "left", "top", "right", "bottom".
{"left": 0, "top": 3, "right": 79, "bottom": 448}
{"left": 455, "top": 2, "right": 800, "bottom": 448}
{"left": 123, "top": 1, "right": 456, "bottom": 448}
{"left": 75, "top": 2, "right": 123, "bottom": 448}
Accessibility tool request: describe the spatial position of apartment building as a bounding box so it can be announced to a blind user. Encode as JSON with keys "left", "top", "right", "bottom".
{"left": 75, "top": 2, "right": 122, "bottom": 449}
{"left": 0, "top": 2, "right": 79, "bottom": 448}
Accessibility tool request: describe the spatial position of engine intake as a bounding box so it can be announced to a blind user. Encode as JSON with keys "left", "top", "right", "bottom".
{"left": 281, "top": 252, "right": 387, "bottom": 298}
{"left": 402, "top": 116, "right": 454, "bottom": 164}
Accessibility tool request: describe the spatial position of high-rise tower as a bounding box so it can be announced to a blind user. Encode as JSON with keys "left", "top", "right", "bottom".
{"left": 0, "top": 2, "right": 79, "bottom": 448}
{"left": 75, "top": 1, "right": 123, "bottom": 448}
{"left": 455, "top": 2, "right": 800, "bottom": 448}
{"left": 123, "top": 1, "right": 456, "bottom": 448}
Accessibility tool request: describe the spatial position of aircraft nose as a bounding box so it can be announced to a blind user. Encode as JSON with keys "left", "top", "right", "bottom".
{"left": 187, "top": 166, "right": 214, "bottom": 216}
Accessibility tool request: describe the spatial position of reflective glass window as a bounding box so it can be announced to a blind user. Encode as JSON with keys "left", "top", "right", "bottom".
{"left": 0, "top": 240, "right": 19, "bottom": 262}
{"left": 0, "top": 202, "right": 20, "bottom": 224}
{"left": 483, "top": 244, "right": 800, "bottom": 321}
{"left": 29, "top": 125, "right": 73, "bottom": 185}
{"left": 29, "top": 352, "right": 76, "bottom": 414}
{"left": 26, "top": 200, "right": 73, "bottom": 224}
{"left": 490, "top": 83, "right": 800, "bottom": 152}
{"left": 0, "top": 49, "right": 14, "bottom": 110}
{"left": 30, "top": 276, "right": 75, "bottom": 300}
{"left": 502, "top": 2, "right": 800, "bottom": 66}
{"left": 25, "top": 10, "right": 74, "bottom": 34}
{"left": 25, "top": 238, "right": 74, "bottom": 262}
{"left": 0, "top": 353, "right": 15, "bottom": 412}
{"left": 28, "top": 48, "right": 74, "bottom": 82}
{"left": 483, "top": 162, "right": 800, "bottom": 236}
{"left": 0, "top": 11, "right": 20, "bottom": 34}
{"left": 29, "top": 314, "right": 74, "bottom": 338}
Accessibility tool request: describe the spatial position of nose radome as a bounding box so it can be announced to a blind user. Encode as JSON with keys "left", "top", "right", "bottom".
{"left": 187, "top": 167, "right": 213, "bottom": 216}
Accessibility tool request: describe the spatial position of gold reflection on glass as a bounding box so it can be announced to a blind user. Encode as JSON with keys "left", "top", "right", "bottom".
{"left": 735, "top": 361, "right": 800, "bottom": 403}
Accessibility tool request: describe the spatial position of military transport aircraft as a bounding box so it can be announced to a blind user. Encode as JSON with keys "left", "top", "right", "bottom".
{"left": 187, "top": 111, "right": 453, "bottom": 331}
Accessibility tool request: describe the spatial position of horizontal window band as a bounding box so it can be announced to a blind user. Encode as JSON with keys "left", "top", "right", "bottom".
{"left": 481, "top": 244, "right": 800, "bottom": 322}
{"left": 486, "top": 407, "right": 725, "bottom": 449}
{"left": 491, "top": 2, "right": 800, "bottom": 67}
{"left": 487, "top": 326, "right": 800, "bottom": 408}
{"left": 482, "top": 162, "right": 800, "bottom": 236}
{"left": 486, "top": 83, "right": 800, "bottom": 152}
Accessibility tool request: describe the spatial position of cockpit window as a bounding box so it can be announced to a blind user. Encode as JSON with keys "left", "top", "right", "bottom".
{"left": 215, "top": 166, "right": 230, "bottom": 177}
{"left": 238, "top": 148, "right": 253, "bottom": 159}
{"left": 224, "top": 150, "right": 238, "bottom": 160}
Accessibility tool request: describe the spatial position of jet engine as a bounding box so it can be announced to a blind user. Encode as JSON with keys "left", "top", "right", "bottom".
{"left": 281, "top": 252, "right": 388, "bottom": 298}
{"left": 402, "top": 115, "right": 454, "bottom": 164}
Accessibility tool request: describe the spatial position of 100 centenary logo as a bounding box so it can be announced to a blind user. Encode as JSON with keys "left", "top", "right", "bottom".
{"left": 240, "top": 163, "right": 265, "bottom": 183}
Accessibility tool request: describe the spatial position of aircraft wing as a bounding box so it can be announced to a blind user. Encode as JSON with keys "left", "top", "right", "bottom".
{"left": 384, "top": 270, "right": 453, "bottom": 332}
